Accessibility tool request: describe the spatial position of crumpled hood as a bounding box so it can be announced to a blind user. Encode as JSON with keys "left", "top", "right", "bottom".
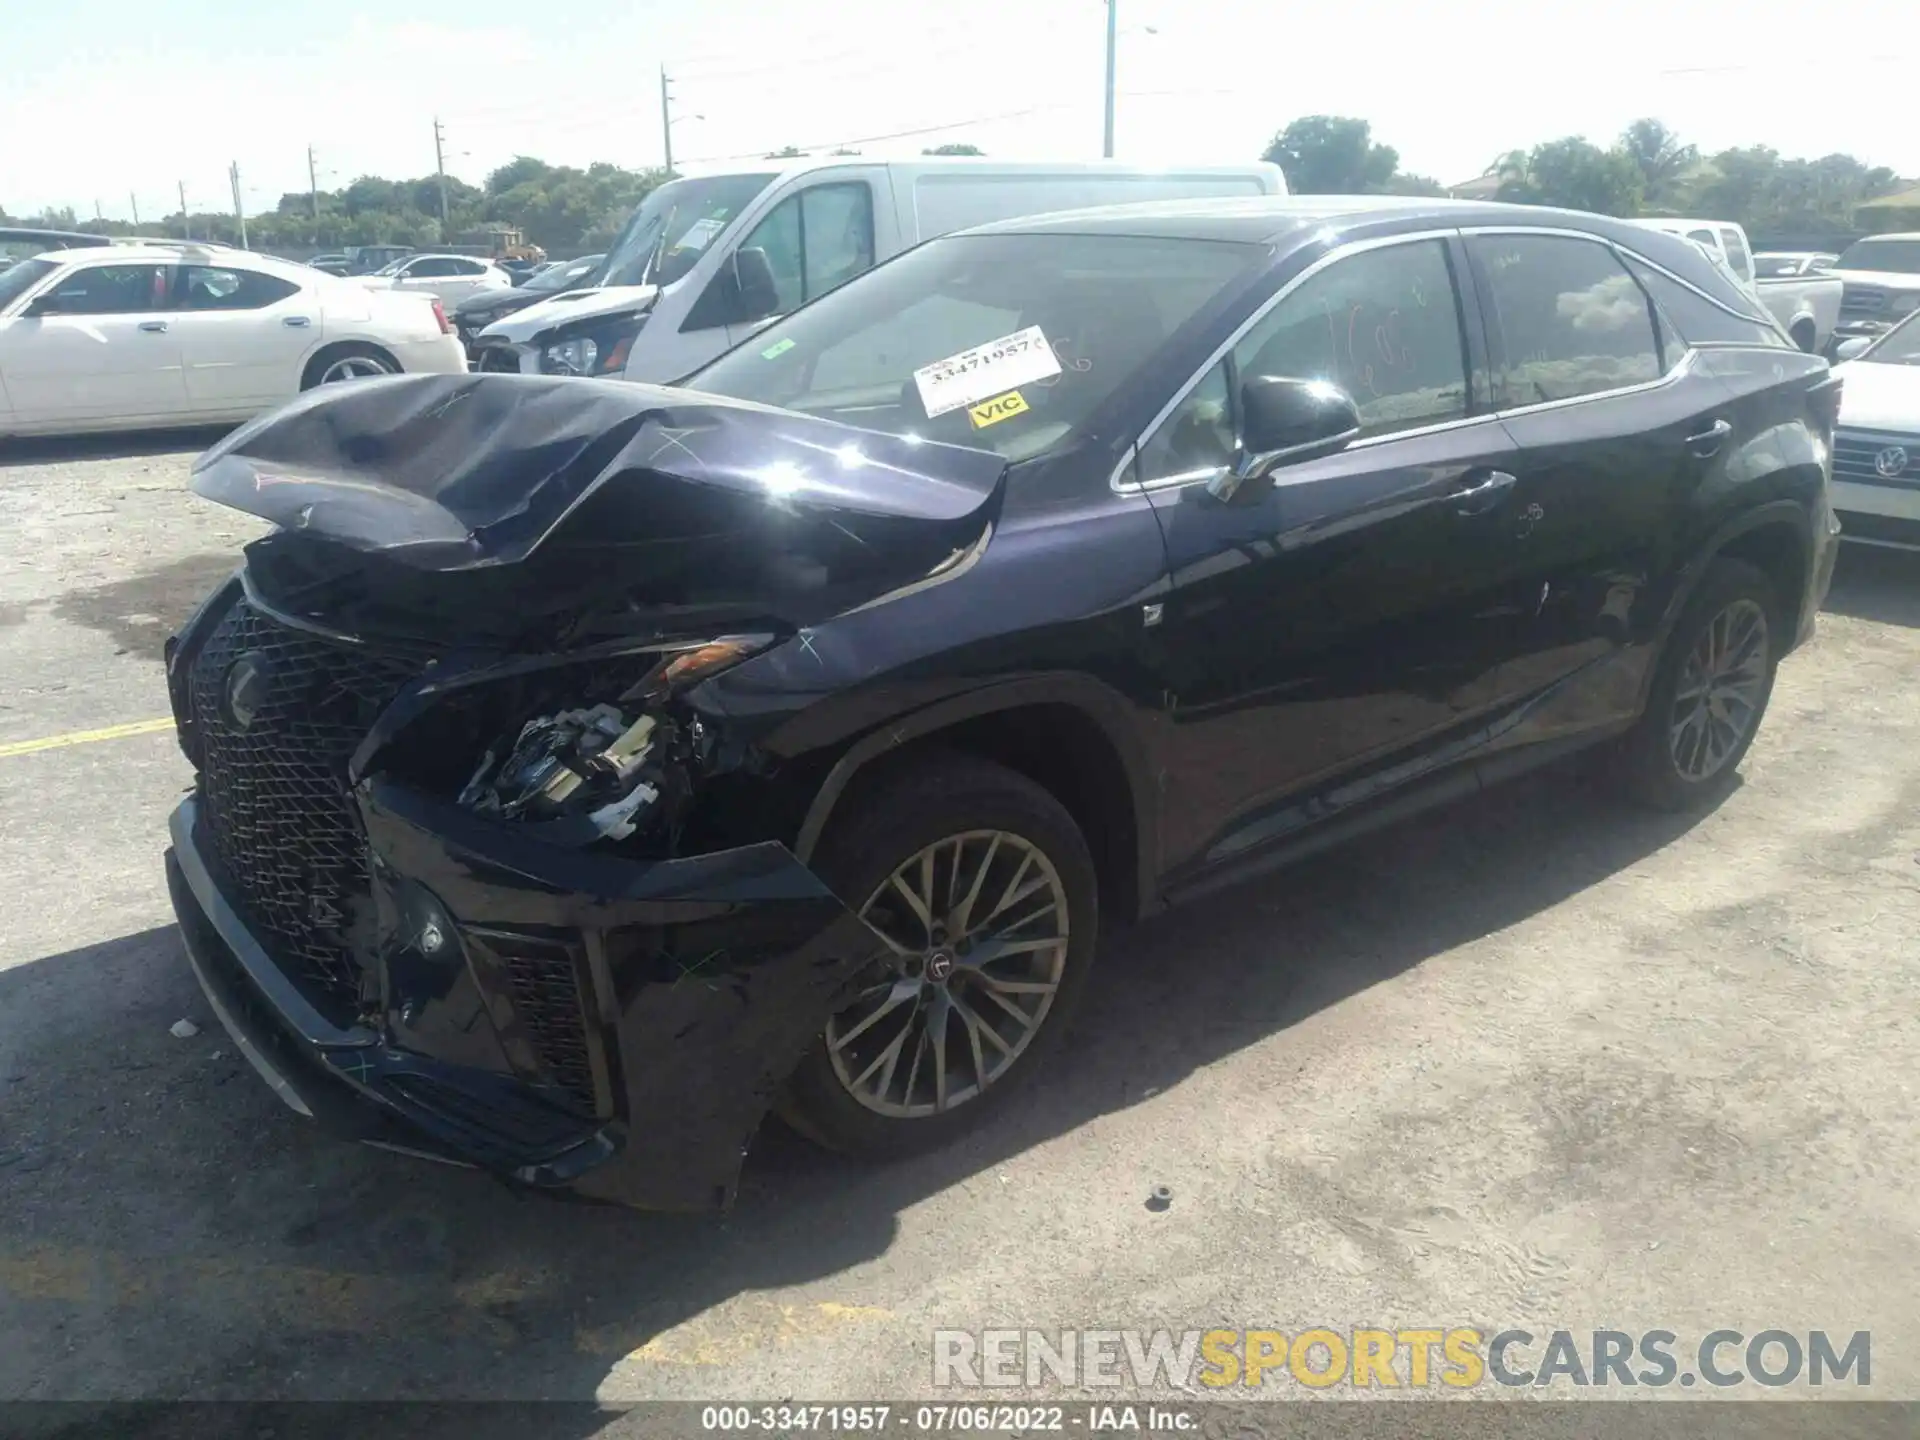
{"left": 190, "top": 373, "right": 1007, "bottom": 647}
{"left": 481, "top": 284, "right": 658, "bottom": 345}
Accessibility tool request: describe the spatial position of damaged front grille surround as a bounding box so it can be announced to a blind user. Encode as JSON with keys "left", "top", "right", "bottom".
{"left": 188, "top": 595, "right": 433, "bottom": 1020}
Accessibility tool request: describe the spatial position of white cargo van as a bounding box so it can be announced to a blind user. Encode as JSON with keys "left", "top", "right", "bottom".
{"left": 474, "top": 156, "right": 1287, "bottom": 383}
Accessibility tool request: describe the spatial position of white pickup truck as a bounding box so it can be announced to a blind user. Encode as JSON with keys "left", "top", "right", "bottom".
{"left": 1630, "top": 218, "right": 1841, "bottom": 355}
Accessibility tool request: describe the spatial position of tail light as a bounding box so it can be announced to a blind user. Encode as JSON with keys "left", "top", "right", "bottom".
{"left": 430, "top": 299, "right": 452, "bottom": 335}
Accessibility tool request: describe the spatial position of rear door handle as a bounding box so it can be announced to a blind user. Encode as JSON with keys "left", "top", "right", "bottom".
{"left": 1686, "top": 419, "right": 1733, "bottom": 457}
{"left": 1448, "top": 469, "right": 1517, "bottom": 516}
{"left": 138, "top": 320, "right": 168, "bottom": 333}
{"left": 282, "top": 316, "right": 312, "bottom": 328}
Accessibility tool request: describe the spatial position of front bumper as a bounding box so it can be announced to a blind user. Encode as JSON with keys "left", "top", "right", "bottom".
{"left": 165, "top": 784, "right": 881, "bottom": 1210}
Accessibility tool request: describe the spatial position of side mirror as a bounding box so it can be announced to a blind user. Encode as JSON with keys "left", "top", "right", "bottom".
{"left": 1832, "top": 337, "right": 1872, "bottom": 362}
{"left": 1207, "top": 376, "right": 1362, "bottom": 503}
{"left": 730, "top": 246, "right": 781, "bottom": 324}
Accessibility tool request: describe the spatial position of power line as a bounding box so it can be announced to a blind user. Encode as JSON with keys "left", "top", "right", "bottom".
{"left": 677, "top": 103, "right": 1078, "bottom": 166}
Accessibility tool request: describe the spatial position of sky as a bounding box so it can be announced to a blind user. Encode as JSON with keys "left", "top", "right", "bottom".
{"left": 2, "top": 0, "right": 1913, "bottom": 222}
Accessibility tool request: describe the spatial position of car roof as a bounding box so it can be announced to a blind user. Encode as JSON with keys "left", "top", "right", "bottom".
{"left": 964, "top": 195, "right": 1698, "bottom": 249}
{"left": 1845, "top": 231, "right": 1920, "bottom": 242}
{"left": 37, "top": 244, "right": 321, "bottom": 282}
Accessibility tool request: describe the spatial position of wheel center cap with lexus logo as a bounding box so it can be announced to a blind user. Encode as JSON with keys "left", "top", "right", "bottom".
{"left": 925, "top": 951, "right": 955, "bottom": 983}
{"left": 222, "top": 652, "right": 272, "bottom": 731}
{"left": 1876, "top": 446, "right": 1910, "bottom": 479}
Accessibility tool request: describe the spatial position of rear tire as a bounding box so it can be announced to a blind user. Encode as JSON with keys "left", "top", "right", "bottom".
{"left": 778, "top": 753, "right": 1098, "bottom": 1159}
{"left": 300, "top": 343, "right": 400, "bottom": 390}
{"left": 1617, "top": 558, "right": 1780, "bottom": 811}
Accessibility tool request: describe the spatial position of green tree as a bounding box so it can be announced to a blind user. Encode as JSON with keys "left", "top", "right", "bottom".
{"left": 1262, "top": 116, "right": 1398, "bottom": 194}
{"left": 765, "top": 146, "right": 807, "bottom": 159}
{"left": 1496, "top": 137, "right": 1644, "bottom": 216}
{"left": 1620, "top": 118, "right": 1697, "bottom": 208}
{"left": 923, "top": 143, "right": 984, "bottom": 156}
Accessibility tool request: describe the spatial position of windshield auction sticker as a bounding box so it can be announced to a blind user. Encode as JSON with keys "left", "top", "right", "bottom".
{"left": 914, "top": 327, "right": 1062, "bottom": 418}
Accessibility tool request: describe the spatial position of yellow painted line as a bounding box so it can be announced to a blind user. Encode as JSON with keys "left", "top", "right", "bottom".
{"left": 0, "top": 716, "right": 174, "bottom": 760}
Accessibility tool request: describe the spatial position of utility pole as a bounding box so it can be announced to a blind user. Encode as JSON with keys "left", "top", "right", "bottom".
{"left": 229, "top": 161, "right": 248, "bottom": 249}
{"left": 94, "top": 199, "right": 104, "bottom": 222}
{"left": 660, "top": 68, "right": 675, "bottom": 175}
{"left": 308, "top": 145, "right": 321, "bottom": 219}
{"left": 433, "top": 117, "right": 450, "bottom": 225}
{"left": 1102, "top": 0, "right": 1118, "bottom": 158}
{"left": 178, "top": 180, "right": 190, "bottom": 239}
{"left": 130, "top": 193, "right": 140, "bottom": 227}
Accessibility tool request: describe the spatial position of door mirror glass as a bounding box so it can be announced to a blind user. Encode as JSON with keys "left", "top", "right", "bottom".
{"left": 1832, "top": 336, "right": 1872, "bottom": 362}
{"left": 1208, "top": 377, "right": 1361, "bottom": 503}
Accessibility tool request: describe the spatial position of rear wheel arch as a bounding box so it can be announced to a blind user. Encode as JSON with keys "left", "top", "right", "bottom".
{"left": 792, "top": 679, "right": 1158, "bottom": 925}
{"left": 299, "top": 340, "right": 401, "bottom": 389}
{"left": 1641, "top": 503, "right": 1810, "bottom": 711}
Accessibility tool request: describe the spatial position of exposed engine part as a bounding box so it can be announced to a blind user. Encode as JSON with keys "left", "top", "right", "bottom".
{"left": 458, "top": 703, "right": 675, "bottom": 845}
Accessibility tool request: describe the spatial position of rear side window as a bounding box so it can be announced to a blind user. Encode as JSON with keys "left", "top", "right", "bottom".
{"left": 1621, "top": 257, "right": 1786, "bottom": 349}
{"left": 409, "top": 258, "right": 457, "bottom": 278}
{"left": 175, "top": 265, "right": 300, "bottom": 311}
{"left": 1468, "top": 235, "right": 1662, "bottom": 406}
{"left": 1718, "top": 227, "right": 1753, "bottom": 283}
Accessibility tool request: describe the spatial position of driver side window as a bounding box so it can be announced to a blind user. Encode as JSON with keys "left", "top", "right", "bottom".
{"left": 1136, "top": 239, "right": 1469, "bottom": 486}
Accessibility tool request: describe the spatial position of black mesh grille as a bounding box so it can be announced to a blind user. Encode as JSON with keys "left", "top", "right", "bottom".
{"left": 188, "top": 596, "right": 432, "bottom": 1019}
{"left": 495, "top": 939, "right": 597, "bottom": 1112}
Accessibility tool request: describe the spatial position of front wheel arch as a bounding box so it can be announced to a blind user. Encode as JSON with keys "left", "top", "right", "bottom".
{"left": 789, "top": 677, "right": 1159, "bottom": 924}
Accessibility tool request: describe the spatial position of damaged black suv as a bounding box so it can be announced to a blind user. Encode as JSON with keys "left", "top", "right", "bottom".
{"left": 164, "top": 198, "right": 1841, "bottom": 1209}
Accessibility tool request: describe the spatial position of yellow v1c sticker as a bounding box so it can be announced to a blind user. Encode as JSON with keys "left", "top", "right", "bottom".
{"left": 968, "top": 390, "right": 1029, "bottom": 428}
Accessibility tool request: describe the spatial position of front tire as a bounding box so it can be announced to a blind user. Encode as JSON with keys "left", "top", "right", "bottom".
{"left": 1617, "top": 557, "right": 1780, "bottom": 811}
{"left": 778, "top": 754, "right": 1098, "bottom": 1159}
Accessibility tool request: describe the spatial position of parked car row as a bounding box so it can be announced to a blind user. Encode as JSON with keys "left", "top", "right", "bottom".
{"left": 163, "top": 194, "right": 1847, "bottom": 1210}
{"left": 0, "top": 242, "right": 465, "bottom": 436}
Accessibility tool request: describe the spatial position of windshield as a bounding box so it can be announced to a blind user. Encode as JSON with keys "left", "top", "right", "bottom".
{"left": 0, "top": 257, "right": 58, "bottom": 311}
{"left": 1836, "top": 239, "right": 1920, "bottom": 274}
{"left": 598, "top": 174, "right": 775, "bottom": 289}
{"left": 372, "top": 256, "right": 412, "bottom": 276}
{"left": 526, "top": 253, "right": 603, "bottom": 294}
{"left": 689, "top": 232, "right": 1263, "bottom": 463}
{"left": 1858, "top": 310, "right": 1920, "bottom": 365}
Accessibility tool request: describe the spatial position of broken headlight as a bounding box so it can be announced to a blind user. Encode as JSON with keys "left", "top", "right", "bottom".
{"left": 454, "top": 633, "right": 774, "bottom": 847}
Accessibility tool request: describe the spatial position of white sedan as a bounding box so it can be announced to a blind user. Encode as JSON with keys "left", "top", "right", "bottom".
{"left": 0, "top": 243, "right": 468, "bottom": 438}
{"left": 351, "top": 252, "right": 513, "bottom": 305}
{"left": 1831, "top": 312, "right": 1920, "bottom": 551}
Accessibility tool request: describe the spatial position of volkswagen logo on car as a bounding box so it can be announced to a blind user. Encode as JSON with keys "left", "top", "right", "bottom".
{"left": 1875, "top": 446, "right": 1910, "bottom": 479}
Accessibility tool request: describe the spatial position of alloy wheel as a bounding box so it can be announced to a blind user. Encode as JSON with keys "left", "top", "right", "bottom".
{"left": 318, "top": 355, "right": 395, "bottom": 383}
{"left": 825, "top": 830, "right": 1070, "bottom": 1119}
{"left": 1668, "top": 598, "right": 1770, "bottom": 782}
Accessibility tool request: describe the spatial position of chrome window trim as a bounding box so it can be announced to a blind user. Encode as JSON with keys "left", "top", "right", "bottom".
{"left": 1112, "top": 225, "right": 1745, "bottom": 496}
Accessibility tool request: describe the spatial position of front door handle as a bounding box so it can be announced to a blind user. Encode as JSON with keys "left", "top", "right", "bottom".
{"left": 282, "top": 315, "right": 312, "bottom": 328}
{"left": 1448, "top": 469, "right": 1517, "bottom": 516}
{"left": 138, "top": 320, "right": 168, "bottom": 333}
{"left": 1686, "top": 419, "right": 1733, "bottom": 457}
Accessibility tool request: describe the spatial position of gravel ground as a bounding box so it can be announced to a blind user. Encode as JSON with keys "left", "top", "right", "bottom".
{"left": 2, "top": 431, "right": 1918, "bottom": 1424}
